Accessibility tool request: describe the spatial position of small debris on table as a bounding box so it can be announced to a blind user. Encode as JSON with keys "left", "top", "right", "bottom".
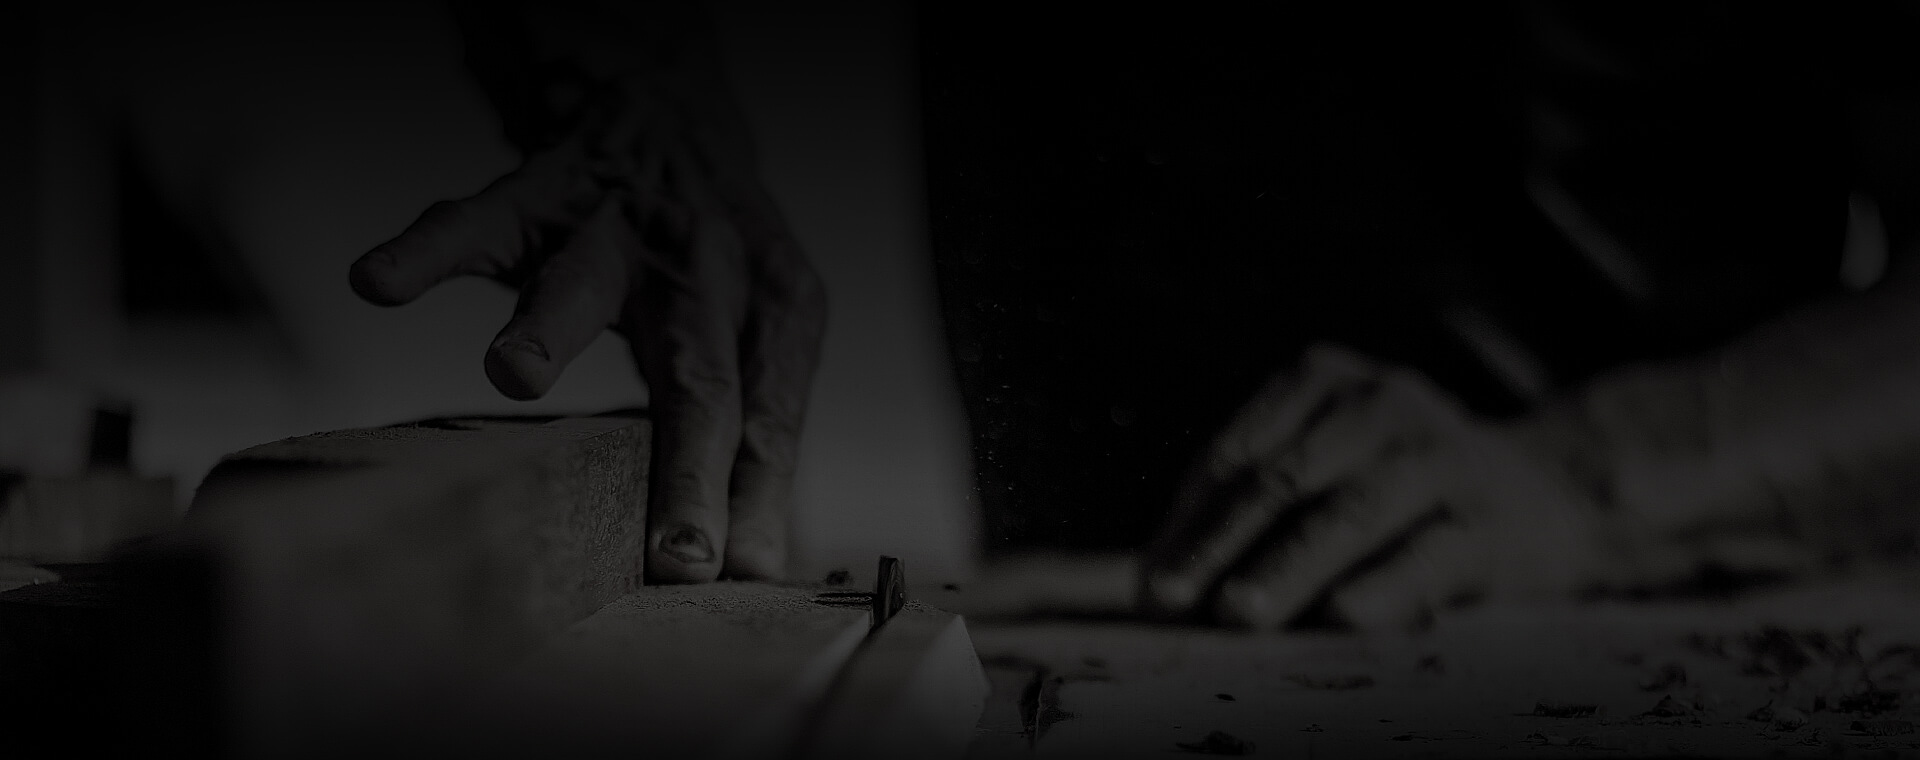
{"left": 1213, "top": 693, "right": 1235, "bottom": 702}
{"left": 982, "top": 653, "right": 1110, "bottom": 684}
{"left": 1019, "top": 672, "right": 1074, "bottom": 743}
{"left": 1748, "top": 701, "right": 1809, "bottom": 730}
{"left": 822, "top": 568, "right": 851, "bottom": 586}
{"left": 1175, "top": 730, "right": 1254, "bottom": 755}
{"left": 1642, "top": 694, "right": 1698, "bottom": 718}
{"left": 1849, "top": 719, "right": 1916, "bottom": 736}
{"left": 1287, "top": 674, "right": 1374, "bottom": 690}
{"left": 1532, "top": 702, "right": 1599, "bottom": 718}
{"left": 1836, "top": 688, "right": 1900, "bottom": 715}
{"left": 941, "top": 582, "right": 960, "bottom": 592}
{"left": 1525, "top": 732, "right": 1594, "bottom": 747}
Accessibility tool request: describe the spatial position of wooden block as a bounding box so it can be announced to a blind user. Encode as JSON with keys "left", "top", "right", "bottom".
{"left": 802, "top": 600, "right": 993, "bottom": 760}
{"left": 443, "top": 583, "right": 870, "bottom": 757}
{"left": 0, "top": 560, "right": 58, "bottom": 594}
{"left": 6, "top": 413, "right": 990, "bottom": 758}
{"left": 178, "top": 411, "right": 651, "bottom": 755}
{"left": 421, "top": 582, "right": 987, "bottom": 760}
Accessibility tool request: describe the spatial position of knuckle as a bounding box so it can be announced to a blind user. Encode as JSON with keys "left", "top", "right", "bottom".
{"left": 1215, "top": 579, "right": 1281, "bottom": 630}
{"left": 660, "top": 359, "right": 741, "bottom": 402}
{"left": 1142, "top": 571, "right": 1203, "bottom": 616}
{"left": 1207, "top": 432, "right": 1259, "bottom": 474}
{"left": 762, "top": 255, "right": 829, "bottom": 316}
{"left": 1251, "top": 460, "right": 1297, "bottom": 502}
{"left": 1261, "top": 451, "right": 1306, "bottom": 489}
{"left": 1201, "top": 449, "right": 1237, "bottom": 481}
{"left": 420, "top": 199, "right": 472, "bottom": 231}
{"left": 533, "top": 251, "right": 601, "bottom": 286}
{"left": 741, "top": 412, "right": 804, "bottom": 459}
{"left": 1319, "top": 491, "right": 1379, "bottom": 532}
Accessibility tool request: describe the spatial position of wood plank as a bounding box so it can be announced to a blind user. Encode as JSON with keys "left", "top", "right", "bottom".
{"left": 420, "top": 582, "right": 988, "bottom": 760}
{"left": 178, "top": 411, "right": 651, "bottom": 756}
{"left": 439, "top": 583, "right": 871, "bottom": 758}
{"left": 7, "top": 413, "right": 990, "bottom": 758}
{"left": 801, "top": 600, "right": 992, "bottom": 760}
{"left": 958, "top": 566, "right": 1920, "bottom": 758}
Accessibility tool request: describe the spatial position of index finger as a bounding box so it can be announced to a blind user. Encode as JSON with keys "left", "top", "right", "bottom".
{"left": 348, "top": 146, "right": 605, "bottom": 306}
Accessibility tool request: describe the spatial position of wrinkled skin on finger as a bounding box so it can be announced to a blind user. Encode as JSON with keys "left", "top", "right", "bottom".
{"left": 348, "top": 70, "right": 826, "bottom": 585}
{"left": 1137, "top": 344, "right": 1820, "bottom": 635}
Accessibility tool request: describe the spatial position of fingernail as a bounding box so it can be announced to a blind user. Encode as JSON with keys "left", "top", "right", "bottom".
{"left": 492, "top": 335, "right": 550, "bottom": 362}
{"left": 656, "top": 525, "right": 714, "bottom": 565}
{"left": 348, "top": 251, "right": 402, "bottom": 304}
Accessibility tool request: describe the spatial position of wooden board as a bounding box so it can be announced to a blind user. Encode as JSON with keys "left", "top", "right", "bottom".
{"left": 449, "top": 582, "right": 871, "bottom": 758}
{"left": 952, "top": 561, "right": 1920, "bottom": 758}
{"left": 4, "top": 412, "right": 992, "bottom": 757}
{"left": 802, "top": 599, "right": 993, "bottom": 759}
{"left": 179, "top": 411, "right": 652, "bottom": 756}
{"left": 410, "top": 583, "right": 987, "bottom": 760}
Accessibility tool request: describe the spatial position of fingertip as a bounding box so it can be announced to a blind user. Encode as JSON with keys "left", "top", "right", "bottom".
{"left": 484, "top": 335, "right": 556, "bottom": 401}
{"left": 348, "top": 249, "right": 413, "bottom": 307}
{"left": 648, "top": 523, "right": 723, "bottom": 584}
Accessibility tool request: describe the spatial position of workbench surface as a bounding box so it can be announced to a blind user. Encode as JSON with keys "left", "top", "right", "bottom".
{"left": 949, "top": 564, "right": 1920, "bottom": 758}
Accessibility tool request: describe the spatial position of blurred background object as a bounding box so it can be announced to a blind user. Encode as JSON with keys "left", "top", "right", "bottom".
{"left": 0, "top": 395, "right": 175, "bottom": 571}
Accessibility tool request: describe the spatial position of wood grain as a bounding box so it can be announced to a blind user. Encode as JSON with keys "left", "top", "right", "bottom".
{"left": 423, "top": 583, "right": 988, "bottom": 760}
{"left": 181, "top": 411, "right": 651, "bottom": 756}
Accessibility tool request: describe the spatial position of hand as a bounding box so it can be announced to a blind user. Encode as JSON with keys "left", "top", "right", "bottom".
{"left": 1136, "top": 344, "right": 1814, "bottom": 634}
{"left": 346, "top": 88, "right": 826, "bottom": 585}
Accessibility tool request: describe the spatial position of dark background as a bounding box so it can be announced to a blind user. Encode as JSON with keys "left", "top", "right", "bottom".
{"left": 923, "top": 3, "right": 1916, "bottom": 552}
